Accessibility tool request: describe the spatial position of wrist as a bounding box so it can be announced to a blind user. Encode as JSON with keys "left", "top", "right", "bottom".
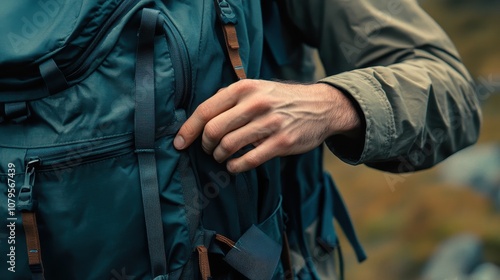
{"left": 319, "top": 83, "right": 363, "bottom": 139}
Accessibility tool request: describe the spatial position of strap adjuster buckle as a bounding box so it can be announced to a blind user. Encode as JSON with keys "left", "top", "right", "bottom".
{"left": 215, "top": 0, "right": 237, "bottom": 25}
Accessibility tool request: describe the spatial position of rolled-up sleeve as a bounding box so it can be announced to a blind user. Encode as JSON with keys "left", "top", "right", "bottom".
{"left": 285, "top": 0, "right": 482, "bottom": 172}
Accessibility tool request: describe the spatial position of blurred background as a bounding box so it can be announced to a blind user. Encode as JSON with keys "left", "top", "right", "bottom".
{"left": 324, "top": 0, "right": 500, "bottom": 279}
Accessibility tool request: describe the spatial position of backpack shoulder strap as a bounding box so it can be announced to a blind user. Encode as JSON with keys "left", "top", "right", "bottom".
{"left": 135, "top": 8, "right": 168, "bottom": 277}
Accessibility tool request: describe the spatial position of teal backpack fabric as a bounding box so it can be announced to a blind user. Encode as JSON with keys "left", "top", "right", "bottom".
{"left": 0, "top": 0, "right": 364, "bottom": 279}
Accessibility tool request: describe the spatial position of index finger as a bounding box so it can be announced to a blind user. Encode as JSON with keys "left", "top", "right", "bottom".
{"left": 174, "top": 87, "right": 236, "bottom": 150}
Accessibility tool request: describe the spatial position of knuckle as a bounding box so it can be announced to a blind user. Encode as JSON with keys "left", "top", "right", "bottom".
{"left": 233, "top": 79, "right": 258, "bottom": 93}
{"left": 219, "top": 136, "right": 237, "bottom": 153}
{"left": 237, "top": 79, "right": 254, "bottom": 89}
{"left": 255, "top": 128, "right": 271, "bottom": 142}
{"left": 204, "top": 122, "right": 221, "bottom": 141}
{"left": 277, "top": 134, "right": 294, "bottom": 149}
{"left": 267, "top": 114, "right": 285, "bottom": 128}
{"left": 195, "top": 103, "right": 212, "bottom": 122}
{"left": 229, "top": 81, "right": 244, "bottom": 93}
{"left": 248, "top": 98, "right": 270, "bottom": 112}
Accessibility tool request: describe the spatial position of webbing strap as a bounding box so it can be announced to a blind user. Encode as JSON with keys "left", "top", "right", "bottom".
{"left": 336, "top": 239, "right": 344, "bottom": 280}
{"left": 215, "top": 234, "right": 236, "bottom": 248}
{"left": 135, "top": 8, "right": 167, "bottom": 277}
{"left": 331, "top": 182, "right": 367, "bottom": 263}
{"left": 196, "top": 246, "right": 212, "bottom": 280}
{"left": 214, "top": 0, "right": 246, "bottom": 80}
{"left": 281, "top": 231, "right": 294, "bottom": 280}
{"left": 21, "top": 212, "right": 45, "bottom": 280}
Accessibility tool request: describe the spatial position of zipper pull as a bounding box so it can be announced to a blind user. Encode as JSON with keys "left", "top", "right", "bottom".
{"left": 17, "top": 159, "right": 40, "bottom": 212}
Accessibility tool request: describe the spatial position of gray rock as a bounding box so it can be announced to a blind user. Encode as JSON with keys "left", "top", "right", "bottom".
{"left": 469, "top": 263, "right": 500, "bottom": 280}
{"left": 421, "top": 234, "right": 483, "bottom": 280}
{"left": 439, "top": 144, "right": 500, "bottom": 209}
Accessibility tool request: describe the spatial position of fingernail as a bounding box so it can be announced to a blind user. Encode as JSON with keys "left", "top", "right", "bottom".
{"left": 174, "top": 135, "right": 185, "bottom": 149}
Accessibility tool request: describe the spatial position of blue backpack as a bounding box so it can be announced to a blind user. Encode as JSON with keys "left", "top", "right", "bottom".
{"left": 0, "top": 1, "right": 365, "bottom": 279}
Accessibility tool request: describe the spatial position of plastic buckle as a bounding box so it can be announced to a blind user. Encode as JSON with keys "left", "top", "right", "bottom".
{"left": 17, "top": 184, "right": 35, "bottom": 212}
{"left": 215, "top": 0, "right": 237, "bottom": 25}
{"left": 29, "top": 263, "right": 43, "bottom": 273}
{"left": 17, "top": 159, "right": 40, "bottom": 212}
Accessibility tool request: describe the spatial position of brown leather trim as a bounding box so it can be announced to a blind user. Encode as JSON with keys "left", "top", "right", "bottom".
{"left": 196, "top": 245, "right": 212, "bottom": 280}
{"left": 221, "top": 24, "right": 247, "bottom": 80}
{"left": 215, "top": 233, "right": 236, "bottom": 249}
{"left": 21, "top": 212, "right": 45, "bottom": 278}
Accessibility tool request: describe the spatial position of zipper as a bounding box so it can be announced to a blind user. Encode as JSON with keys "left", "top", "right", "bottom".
{"left": 16, "top": 134, "right": 139, "bottom": 213}
{"left": 161, "top": 15, "right": 192, "bottom": 109}
{"left": 25, "top": 135, "right": 134, "bottom": 172}
{"left": 64, "top": 0, "right": 143, "bottom": 80}
{"left": 61, "top": 0, "right": 192, "bottom": 109}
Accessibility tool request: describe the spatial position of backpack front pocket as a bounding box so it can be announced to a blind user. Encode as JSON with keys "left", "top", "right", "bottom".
{"left": 0, "top": 132, "right": 192, "bottom": 280}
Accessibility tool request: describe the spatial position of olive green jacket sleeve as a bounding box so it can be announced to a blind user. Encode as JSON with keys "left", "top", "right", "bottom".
{"left": 284, "top": 0, "right": 482, "bottom": 172}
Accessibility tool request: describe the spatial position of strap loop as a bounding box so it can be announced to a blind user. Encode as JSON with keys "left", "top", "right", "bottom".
{"left": 1, "top": 102, "right": 31, "bottom": 123}
{"left": 39, "top": 59, "right": 68, "bottom": 94}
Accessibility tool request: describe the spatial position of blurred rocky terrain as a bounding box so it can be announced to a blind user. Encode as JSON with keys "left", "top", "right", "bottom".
{"left": 421, "top": 234, "right": 500, "bottom": 280}
{"left": 439, "top": 144, "right": 500, "bottom": 211}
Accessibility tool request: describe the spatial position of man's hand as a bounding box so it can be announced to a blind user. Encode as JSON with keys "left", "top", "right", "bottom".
{"left": 174, "top": 79, "right": 361, "bottom": 173}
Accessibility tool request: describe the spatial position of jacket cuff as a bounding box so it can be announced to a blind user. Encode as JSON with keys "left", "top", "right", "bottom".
{"left": 319, "top": 71, "right": 396, "bottom": 165}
